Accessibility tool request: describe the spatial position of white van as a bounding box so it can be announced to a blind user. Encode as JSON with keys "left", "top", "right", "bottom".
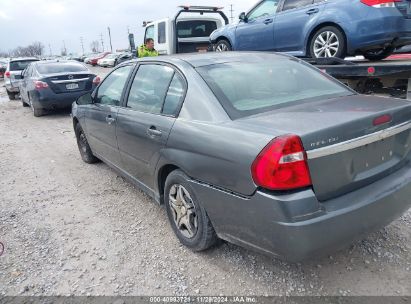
{"left": 143, "top": 6, "right": 229, "bottom": 55}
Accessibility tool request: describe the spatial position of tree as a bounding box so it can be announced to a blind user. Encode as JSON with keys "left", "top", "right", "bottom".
{"left": 8, "top": 41, "right": 45, "bottom": 57}
{"left": 90, "top": 40, "right": 100, "bottom": 53}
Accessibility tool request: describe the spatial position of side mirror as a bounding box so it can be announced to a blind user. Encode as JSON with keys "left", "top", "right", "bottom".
{"left": 76, "top": 92, "right": 93, "bottom": 105}
{"left": 239, "top": 12, "right": 248, "bottom": 22}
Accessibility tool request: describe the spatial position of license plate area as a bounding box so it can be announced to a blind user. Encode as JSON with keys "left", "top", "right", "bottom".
{"left": 66, "top": 83, "right": 79, "bottom": 90}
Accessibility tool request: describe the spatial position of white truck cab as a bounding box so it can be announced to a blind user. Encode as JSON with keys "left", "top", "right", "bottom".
{"left": 143, "top": 6, "right": 229, "bottom": 55}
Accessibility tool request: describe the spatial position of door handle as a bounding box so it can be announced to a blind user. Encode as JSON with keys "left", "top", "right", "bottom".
{"left": 264, "top": 18, "right": 273, "bottom": 24}
{"left": 306, "top": 8, "right": 319, "bottom": 15}
{"left": 147, "top": 126, "right": 162, "bottom": 137}
{"left": 106, "top": 115, "right": 116, "bottom": 125}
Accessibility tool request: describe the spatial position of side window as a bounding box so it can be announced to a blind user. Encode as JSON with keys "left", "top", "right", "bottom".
{"left": 126, "top": 64, "right": 175, "bottom": 114}
{"left": 96, "top": 65, "right": 132, "bottom": 106}
{"left": 248, "top": 0, "right": 279, "bottom": 20}
{"left": 282, "top": 0, "right": 313, "bottom": 11}
{"left": 145, "top": 25, "right": 155, "bottom": 41}
{"left": 163, "top": 74, "right": 185, "bottom": 116}
{"left": 158, "top": 22, "right": 166, "bottom": 44}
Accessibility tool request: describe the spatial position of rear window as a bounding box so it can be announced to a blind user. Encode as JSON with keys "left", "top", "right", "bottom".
{"left": 197, "top": 59, "right": 353, "bottom": 119}
{"left": 177, "top": 20, "right": 217, "bottom": 38}
{"left": 36, "top": 63, "right": 88, "bottom": 74}
{"left": 10, "top": 60, "right": 38, "bottom": 71}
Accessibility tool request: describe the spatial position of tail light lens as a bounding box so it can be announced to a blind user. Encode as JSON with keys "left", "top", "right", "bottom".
{"left": 34, "top": 81, "right": 49, "bottom": 90}
{"left": 251, "top": 135, "right": 312, "bottom": 191}
{"left": 92, "top": 76, "right": 101, "bottom": 85}
{"left": 360, "top": 0, "right": 401, "bottom": 7}
{"left": 5, "top": 71, "right": 10, "bottom": 78}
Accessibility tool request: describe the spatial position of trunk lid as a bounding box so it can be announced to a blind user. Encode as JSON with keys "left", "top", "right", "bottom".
{"left": 235, "top": 95, "right": 411, "bottom": 201}
{"left": 43, "top": 73, "right": 94, "bottom": 94}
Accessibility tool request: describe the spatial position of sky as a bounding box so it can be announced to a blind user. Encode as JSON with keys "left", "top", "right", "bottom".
{"left": 0, "top": 0, "right": 254, "bottom": 55}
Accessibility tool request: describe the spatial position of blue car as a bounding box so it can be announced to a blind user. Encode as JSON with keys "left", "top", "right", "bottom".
{"left": 210, "top": 0, "right": 411, "bottom": 60}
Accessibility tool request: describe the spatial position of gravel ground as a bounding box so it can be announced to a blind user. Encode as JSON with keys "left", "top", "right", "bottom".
{"left": 0, "top": 65, "right": 410, "bottom": 296}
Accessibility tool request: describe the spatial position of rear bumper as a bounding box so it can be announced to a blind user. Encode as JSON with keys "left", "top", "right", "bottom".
{"left": 32, "top": 90, "right": 93, "bottom": 110}
{"left": 189, "top": 161, "right": 411, "bottom": 261}
{"left": 347, "top": 14, "right": 411, "bottom": 53}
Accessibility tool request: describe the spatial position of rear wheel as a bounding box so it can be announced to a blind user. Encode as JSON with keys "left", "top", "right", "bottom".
{"left": 75, "top": 123, "right": 99, "bottom": 164}
{"left": 215, "top": 39, "right": 232, "bottom": 52}
{"left": 6, "top": 90, "right": 16, "bottom": 100}
{"left": 309, "top": 26, "right": 346, "bottom": 59}
{"left": 363, "top": 47, "right": 394, "bottom": 61}
{"left": 164, "top": 170, "right": 219, "bottom": 251}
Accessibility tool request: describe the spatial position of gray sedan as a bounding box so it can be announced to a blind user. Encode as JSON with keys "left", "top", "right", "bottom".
{"left": 72, "top": 52, "right": 411, "bottom": 261}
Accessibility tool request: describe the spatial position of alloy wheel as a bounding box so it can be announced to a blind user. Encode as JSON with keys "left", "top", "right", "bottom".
{"left": 314, "top": 31, "right": 340, "bottom": 58}
{"left": 215, "top": 43, "right": 229, "bottom": 52}
{"left": 168, "top": 184, "right": 198, "bottom": 239}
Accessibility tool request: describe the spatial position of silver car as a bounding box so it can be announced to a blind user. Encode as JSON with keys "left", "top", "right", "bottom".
{"left": 4, "top": 57, "right": 39, "bottom": 100}
{"left": 72, "top": 52, "right": 411, "bottom": 261}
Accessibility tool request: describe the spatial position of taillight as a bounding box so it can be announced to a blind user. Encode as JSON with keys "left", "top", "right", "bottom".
{"left": 5, "top": 71, "right": 10, "bottom": 78}
{"left": 92, "top": 76, "right": 101, "bottom": 85}
{"left": 34, "top": 81, "right": 49, "bottom": 90}
{"left": 373, "top": 114, "right": 392, "bottom": 126}
{"left": 360, "top": 0, "right": 401, "bottom": 8}
{"left": 251, "top": 135, "right": 312, "bottom": 191}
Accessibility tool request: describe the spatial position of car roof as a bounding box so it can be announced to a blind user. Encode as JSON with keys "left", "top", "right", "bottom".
{"left": 9, "top": 57, "right": 39, "bottom": 62}
{"left": 130, "top": 52, "right": 293, "bottom": 68}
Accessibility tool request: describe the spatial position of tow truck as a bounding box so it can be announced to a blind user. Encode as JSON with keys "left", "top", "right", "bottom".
{"left": 142, "top": 6, "right": 229, "bottom": 55}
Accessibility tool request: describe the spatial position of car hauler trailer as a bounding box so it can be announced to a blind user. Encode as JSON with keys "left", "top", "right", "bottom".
{"left": 305, "top": 56, "right": 411, "bottom": 100}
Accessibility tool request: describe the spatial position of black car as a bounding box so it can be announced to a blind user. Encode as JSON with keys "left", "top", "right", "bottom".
{"left": 20, "top": 61, "right": 99, "bottom": 117}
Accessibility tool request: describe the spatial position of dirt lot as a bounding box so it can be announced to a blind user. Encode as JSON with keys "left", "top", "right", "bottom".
{"left": 0, "top": 66, "right": 410, "bottom": 296}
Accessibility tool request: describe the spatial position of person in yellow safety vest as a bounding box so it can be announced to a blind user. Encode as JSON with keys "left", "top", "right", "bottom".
{"left": 137, "top": 38, "right": 159, "bottom": 58}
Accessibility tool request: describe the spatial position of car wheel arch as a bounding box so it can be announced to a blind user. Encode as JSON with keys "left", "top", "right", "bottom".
{"left": 157, "top": 164, "right": 181, "bottom": 205}
{"left": 306, "top": 22, "right": 347, "bottom": 56}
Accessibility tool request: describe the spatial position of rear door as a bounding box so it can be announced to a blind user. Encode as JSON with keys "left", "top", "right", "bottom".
{"left": 274, "top": 0, "right": 325, "bottom": 53}
{"left": 84, "top": 65, "right": 133, "bottom": 167}
{"left": 116, "top": 63, "right": 186, "bottom": 190}
{"left": 235, "top": 0, "right": 280, "bottom": 51}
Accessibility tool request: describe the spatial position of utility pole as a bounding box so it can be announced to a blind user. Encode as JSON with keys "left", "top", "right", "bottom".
{"left": 80, "top": 37, "right": 85, "bottom": 55}
{"left": 48, "top": 44, "right": 52, "bottom": 56}
{"left": 62, "top": 40, "right": 67, "bottom": 55}
{"left": 100, "top": 33, "right": 105, "bottom": 52}
{"left": 107, "top": 27, "right": 113, "bottom": 52}
{"left": 230, "top": 4, "right": 234, "bottom": 23}
{"left": 127, "top": 25, "right": 130, "bottom": 35}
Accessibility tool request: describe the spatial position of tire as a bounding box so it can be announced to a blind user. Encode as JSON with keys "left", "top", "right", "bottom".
{"left": 32, "top": 106, "right": 44, "bottom": 117}
{"left": 363, "top": 47, "right": 394, "bottom": 61}
{"left": 6, "top": 90, "right": 16, "bottom": 100}
{"left": 214, "top": 39, "right": 232, "bottom": 52}
{"left": 22, "top": 100, "right": 29, "bottom": 107}
{"left": 75, "top": 123, "right": 99, "bottom": 164}
{"left": 164, "top": 170, "right": 219, "bottom": 251}
{"left": 309, "top": 26, "right": 346, "bottom": 59}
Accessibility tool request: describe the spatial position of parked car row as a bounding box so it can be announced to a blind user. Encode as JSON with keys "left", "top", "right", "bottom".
{"left": 70, "top": 52, "right": 411, "bottom": 261}
{"left": 80, "top": 52, "right": 133, "bottom": 67}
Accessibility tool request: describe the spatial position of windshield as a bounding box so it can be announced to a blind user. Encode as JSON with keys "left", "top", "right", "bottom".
{"left": 197, "top": 59, "right": 353, "bottom": 119}
{"left": 106, "top": 54, "right": 118, "bottom": 59}
{"left": 10, "top": 60, "right": 38, "bottom": 71}
{"left": 36, "top": 62, "right": 88, "bottom": 74}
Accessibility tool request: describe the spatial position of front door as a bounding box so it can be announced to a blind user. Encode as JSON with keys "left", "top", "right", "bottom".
{"left": 235, "top": 0, "right": 280, "bottom": 51}
{"left": 85, "top": 65, "right": 133, "bottom": 167}
{"left": 274, "top": 0, "right": 325, "bottom": 54}
{"left": 116, "top": 63, "right": 187, "bottom": 190}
